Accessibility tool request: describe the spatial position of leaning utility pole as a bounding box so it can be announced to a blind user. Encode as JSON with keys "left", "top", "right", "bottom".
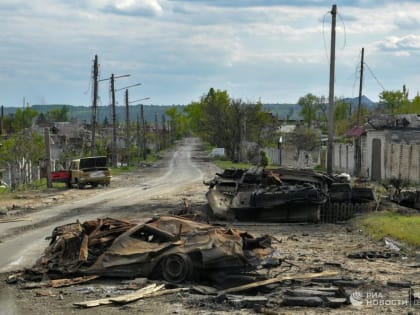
{"left": 355, "top": 47, "right": 364, "bottom": 176}
{"left": 91, "top": 55, "right": 99, "bottom": 156}
{"left": 327, "top": 4, "right": 337, "bottom": 175}
{"left": 125, "top": 89, "right": 130, "bottom": 166}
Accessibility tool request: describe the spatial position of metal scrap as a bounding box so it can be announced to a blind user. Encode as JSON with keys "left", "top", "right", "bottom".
{"left": 26, "top": 215, "right": 280, "bottom": 283}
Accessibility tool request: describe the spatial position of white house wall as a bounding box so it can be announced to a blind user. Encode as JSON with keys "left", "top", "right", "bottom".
{"left": 333, "top": 143, "right": 355, "bottom": 174}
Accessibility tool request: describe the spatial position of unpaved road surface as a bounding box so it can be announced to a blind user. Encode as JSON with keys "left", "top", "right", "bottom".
{"left": 0, "top": 138, "right": 419, "bottom": 315}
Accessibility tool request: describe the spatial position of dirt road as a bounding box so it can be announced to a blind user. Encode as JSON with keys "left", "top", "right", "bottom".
{"left": 0, "top": 138, "right": 419, "bottom": 315}
{"left": 0, "top": 138, "right": 209, "bottom": 273}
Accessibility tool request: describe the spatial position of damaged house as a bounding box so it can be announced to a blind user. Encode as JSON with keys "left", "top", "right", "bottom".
{"left": 335, "top": 114, "right": 420, "bottom": 182}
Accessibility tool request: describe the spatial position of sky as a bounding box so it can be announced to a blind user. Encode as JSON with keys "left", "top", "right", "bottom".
{"left": 2, "top": 0, "right": 420, "bottom": 107}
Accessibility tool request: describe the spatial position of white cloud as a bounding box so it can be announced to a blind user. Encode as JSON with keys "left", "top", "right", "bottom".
{"left": 2, "top": 0, "right": 420, "bottom": 106}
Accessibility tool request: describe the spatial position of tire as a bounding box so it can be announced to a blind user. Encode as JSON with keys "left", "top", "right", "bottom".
{"left": 161, "top": 253, "right": 193, "bottom": 283}
{"left": 76, "top": 179, "right": 84, "bottom": 189}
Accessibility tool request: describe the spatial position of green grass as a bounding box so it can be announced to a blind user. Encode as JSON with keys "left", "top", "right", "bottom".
{"left": 355, "top": 211, "right": 420, "bottom": 249}
{"left": 213, "top": 159, "right": 284, "bottom": 170}
{"left": 213, "top": 160, "right": 254, "bottom": 170}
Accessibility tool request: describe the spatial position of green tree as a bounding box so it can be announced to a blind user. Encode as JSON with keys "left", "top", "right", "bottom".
{"left": 379, "top": 90, "right": 405, "bottom": 114}
{"left": 45, "top": 106, "right": 69, "bottom": 122}
{"left": 0, "top": 130, "right": 45, "bottom": 187}
{"left": 183, "top": 88, "right": 277, "bottom": 160}
{"left": 165, "top": 107, "right": 188, "bottom": 140}
{"left": 298, "top": 93, "right": 321, "bottom": 128}
{"left": 7, "top": 107, "right": 39, "bottom": 133}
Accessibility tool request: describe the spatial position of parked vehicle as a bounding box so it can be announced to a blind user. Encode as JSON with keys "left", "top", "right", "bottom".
{"left": 50, "top": 156, "right": 111, "bottom": 189}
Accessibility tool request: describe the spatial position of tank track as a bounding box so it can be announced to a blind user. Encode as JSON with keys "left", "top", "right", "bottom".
{"left": 320, "top": 201, "right": 375, "bottom": 223}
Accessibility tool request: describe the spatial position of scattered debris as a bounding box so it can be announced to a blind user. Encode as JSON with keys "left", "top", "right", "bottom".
{"left": 387, "top": 280, "right": 412, "bottom": 288}
{"left": 21, "top": 275, "right": 99, "bottom": 289}
{"left": 219, "top": 271, "right": 338, "bottom": 295}
{"left": 73, "top": 283, "right": 188, "bottom": 308}
{"left": 219, "top": 294, "right": 268, "bottom": 308}
{"left": 347, "top": 251, "right": 406, "bottom": 260}
{"left": 383, "top": 237, "right": 402, "bottom": 251}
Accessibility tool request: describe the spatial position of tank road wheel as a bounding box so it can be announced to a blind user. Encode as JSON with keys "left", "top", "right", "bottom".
{"left": 161, "top": 253, "right": 193, "bottom": 283}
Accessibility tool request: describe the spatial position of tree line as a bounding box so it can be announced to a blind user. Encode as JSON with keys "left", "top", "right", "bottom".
{"left": 165, "top": 88, "right": 278, "bottom": 161}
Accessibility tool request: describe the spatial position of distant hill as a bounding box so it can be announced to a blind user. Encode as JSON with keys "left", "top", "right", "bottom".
{"left": 342, "top": 95, "right": 376, "bottom": 108}
{"left": 2, "top": 104, "right": 182, "bottom": 124}
{"left": 1, "top": 96, "right": 376, "bottom": 124}
{"left": 264, "top": 95, "right": 377, "bottom": 121}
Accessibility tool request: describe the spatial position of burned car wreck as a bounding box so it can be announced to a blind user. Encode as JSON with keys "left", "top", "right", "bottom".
{"left": 205, "top": 167, "right": 376, "bottom": 223}
{"left": 26, "top": 216, "right": 280, "bottom": 283}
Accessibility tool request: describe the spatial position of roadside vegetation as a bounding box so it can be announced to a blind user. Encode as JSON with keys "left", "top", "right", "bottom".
{"left": 213, "top": 160, "right": 254, "bottom": 170}
{"left": 356, "top": 211, "right": 420, "bottom": 249}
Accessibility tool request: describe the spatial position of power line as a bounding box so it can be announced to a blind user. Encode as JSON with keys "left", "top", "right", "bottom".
{"left": 322, "top": 12, "right": 330, "bottom": 64}
{"left": 337, "top": 12, "right": 347, "bottom": 50}
{"left": 364, "top": 62, "right": 386, "bottom": 91}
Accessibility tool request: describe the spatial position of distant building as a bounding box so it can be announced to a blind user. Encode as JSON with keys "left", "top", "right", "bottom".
{"left": 336, "top": 114, "right": 420, "bottom": 181}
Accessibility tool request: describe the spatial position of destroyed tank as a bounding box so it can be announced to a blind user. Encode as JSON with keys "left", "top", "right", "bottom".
{"left": 205, "top": 167, "right": 376, "bottom": 223}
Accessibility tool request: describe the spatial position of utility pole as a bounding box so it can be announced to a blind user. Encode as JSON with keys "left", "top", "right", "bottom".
{"left": 125, "top": 89, "right": 130, "bottom": 166}
{"left": 141, "top": 104, "right": 146, "bottom": 160}
{"left": 44, "top": 128, "right": 52, "bottom": 188}
{"left": 327, "top": 4, "right": 337, "bottom": 175}
{"left": 154, "top": 113, "right": 159, "bottom": 151}
{"left": 91, "top": 55, "right": 99, "bottom": 156}
{"left": 111, "top": 74, "right": 117, "bottom": 167}
{"left": 355, "top": 47, "right": 364, "bottom": 176}
{"left": 136, "top": 114, "right": 140, "bottom": 164}
{"left": 161, "top": 114, "right": 166, "bottom": 149}
{"left": 100, "top": 73, "right": 131, "bottom": 168}
{"left": 357, "top": 48, "right": 364, "bottom": 126}
{"left": 0, "top": 105, "right": 3, "bottom": 135}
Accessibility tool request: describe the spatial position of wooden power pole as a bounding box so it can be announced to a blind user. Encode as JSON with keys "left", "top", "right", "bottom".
{"left": 141, "top": 104, "right": 146, "bottom": 160}
{"left": 125, "top": 89, "right": 130, "bottom": 166}
{"left": 327, "top": 4, "right": 337, "bottom": 175}
{"left": 111, "top": 74, "right": 117, "bottom": 167}
{"left": 357, "top": 48, "right": 364, "bottom": 126}
{"left": 136, "top": 114, "right": 140, "bottom": 164}
{"left": 0, "top": 105, "right": 3, "bottom": 135}
{"left": 44, "top": 128, "right": 52, "bottom": 188}
{"left": 91, "top": 55, "right": 99, "bottom": 156}
{"left": 90, "top": 55, "right": 99, "bottom": 156}
{"left": 355, "top": 47, "right": 364, "bottom": 176}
